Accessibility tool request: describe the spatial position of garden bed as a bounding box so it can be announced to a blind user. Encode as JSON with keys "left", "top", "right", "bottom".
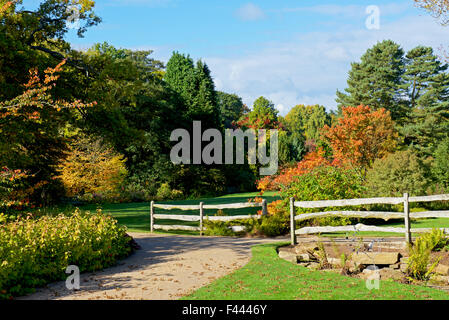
{"left": 278, "top": 237, "right": 449, "bottom": 290}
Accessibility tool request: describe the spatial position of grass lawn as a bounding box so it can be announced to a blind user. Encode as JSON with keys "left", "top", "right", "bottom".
{"left": 183, "top": 242, "right": 449, "bottom": 300}
{"left": 82, "top": 191, "right": 280, "bottom": 234}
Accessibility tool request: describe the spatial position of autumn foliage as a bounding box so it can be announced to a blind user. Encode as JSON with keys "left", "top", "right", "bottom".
{"left": 322, "top": 105, "right": 398, "bottom": 173}
{"left": 257, "top": 105, "right": 397, "bottom": 194}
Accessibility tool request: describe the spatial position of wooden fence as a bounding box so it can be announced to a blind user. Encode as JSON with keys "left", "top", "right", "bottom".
{"left": 150, "top": 199, "right": 268, "bottom": 235}
{"left": 289, "top": 193, "right": 449, "bottom": 245}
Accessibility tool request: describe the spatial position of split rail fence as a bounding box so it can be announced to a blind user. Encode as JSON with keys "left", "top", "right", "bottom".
{"left": 150, "top": 199, "right": 268, "bottom": 235}
{"left": 289, "top": 193, "right": 449, "bottom": 245}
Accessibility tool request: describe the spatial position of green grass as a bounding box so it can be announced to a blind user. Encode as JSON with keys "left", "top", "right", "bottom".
{"left": 81, "top": 191, "right": 280, "bottom": 233}
{"left": 321, "top": 217, "right": 449, "bottom": 238}
{"left": 183, "top": 242, "right": 449, "bottom": 300}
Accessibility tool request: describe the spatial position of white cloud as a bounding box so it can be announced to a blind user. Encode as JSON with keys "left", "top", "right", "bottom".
{"left": 207, "top": 14, "right": 449, "bottom": 116}
{"left": 235, "top": 3, "right": 265, "bottom": 21}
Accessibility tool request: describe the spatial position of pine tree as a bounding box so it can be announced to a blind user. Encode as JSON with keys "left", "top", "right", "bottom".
{"left": 403, "top": 46, "right": 446, "bottom": 110}
{"left": 336, "top": 40, "right": 406, "bottom": 121}
{"left": 402, "top": 71, "right": 449, "bottom": 155}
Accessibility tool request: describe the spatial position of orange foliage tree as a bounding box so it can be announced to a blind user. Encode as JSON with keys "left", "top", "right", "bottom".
{"left": 0, "top": 60, "right": 95, "bottom": 206}
{"left": 321, "top": 105, "right": 398, "bottom": 176}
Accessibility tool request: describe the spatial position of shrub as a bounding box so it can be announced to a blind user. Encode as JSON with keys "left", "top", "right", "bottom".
{"left": 203, "top": 220, "right": 235, "bottom": 236}
{"left": 258, "top": 215, "right": 289, "bottom": 237}
{"left": 407, "top": 229, "right": 446, "bottom": 281}
{"left": 280, "top": 165, "right": 365, "bottom": 226}
{"left": 156, "top": 183, "right": 184, "bottom": 201}
{"left": 58, "top": 136, "right": 127, "bottom": 201}
{"left": 0, "top": 209, "right": 132, "bottom": 299}
{"left": 364, "top": 150, "right": 430, "bottom": 197}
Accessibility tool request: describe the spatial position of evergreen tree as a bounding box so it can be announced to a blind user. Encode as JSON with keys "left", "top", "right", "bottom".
{"left": 402, "top": 71, "right": 449, "bottom": 155}
{"left": 164, "top": 52, "right": 221, "bottom": 129}
{"left": 403, "top": 46, "right": 446, "bottom": 110}
{"left": 336, "top": 40, "right": 406, "bottom": 121}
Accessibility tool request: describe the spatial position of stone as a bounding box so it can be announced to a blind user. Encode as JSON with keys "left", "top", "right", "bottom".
{"left": 308, "top": 262, "right": 321, "bottom": 271}
{"left": 400, "top": 257, "right": 409, "bottom": 264}
{"left": 379, "top": 268, "right": 404, "bottom": 281}
{"left": 431, "top": 275, "right": 449, "bottom": 284}
{"left": 327, "top": 257, "right": 341, "bottom": 267}
{"left": 390, "top": 263, "right": 401, "bottom": 270}
{"left": 278, "top": 251, "right": 297, "bottom": 263}
{"left": 434, "top": 263, "right": 449, "bottom": 276}
{"left": 400, "top": 263, "right": 408, "bottom": 272}
{"left": 294, "top": 243, "right": 319, "bottom": 255}
{"left": 351, "top": 252, "right": 399, "bottom": 265}
{"left": 297, "top": 253, "right": 312, "bottom": 262}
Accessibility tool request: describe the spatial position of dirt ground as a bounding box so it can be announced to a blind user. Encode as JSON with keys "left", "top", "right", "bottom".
{"left": 19, "top": 233, "right": 286, "bottom": 300}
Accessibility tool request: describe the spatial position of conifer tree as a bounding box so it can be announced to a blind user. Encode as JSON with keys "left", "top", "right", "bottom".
{"left": 336, "top": 40, "right": 406, "bottom": 121}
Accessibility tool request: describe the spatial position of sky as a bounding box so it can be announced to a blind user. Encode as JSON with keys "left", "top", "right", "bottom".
{"left": 26, "top": 0, "right": 449, "bottom": 115}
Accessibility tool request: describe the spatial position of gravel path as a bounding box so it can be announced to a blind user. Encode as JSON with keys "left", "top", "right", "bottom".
{"left": 20, "top": 233, "right": 285, "bottom": 300}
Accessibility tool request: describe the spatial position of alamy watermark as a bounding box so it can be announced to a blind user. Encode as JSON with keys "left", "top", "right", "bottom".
{"left": 170, "top": 121, "right": 278, "bottom": 176}
{"left": 65, "top": 265, "right": 80, "bottom": 290}
{"left": 366, "top": 5, "right": 380, "bottom": 30}
{"left": 66, "top": 5, "right": 80, "bottom": 30}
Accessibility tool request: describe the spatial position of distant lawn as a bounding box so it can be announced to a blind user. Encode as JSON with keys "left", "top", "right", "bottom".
{"left": 183, "top": 242, "right": 449, "bottom": 300}
{"left": 321, "top": 216, "right": 449, "bottom": 238}
{"left": 82, "top": 191, "right": 280, "bottom": 233}
{"left": 80, "top": 192, "right": 449, "bottom": 237}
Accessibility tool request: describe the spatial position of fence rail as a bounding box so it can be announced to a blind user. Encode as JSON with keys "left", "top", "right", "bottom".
{"left": 290, "top": 193, "right": 449, "bottom": 245}
{"left": 151, "top": 200, "right": 268, "bottom": 234}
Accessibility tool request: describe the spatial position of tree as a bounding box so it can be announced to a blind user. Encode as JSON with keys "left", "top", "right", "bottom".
{"left": 432, "top": 138, "right": 449, "bottom": 188}
{"left": 336, "top": 40, "right": 406, "bottom": 121}
{"left": 415, "top": 0, "right": 449, "bottom": 25}
{"left": 284, "top": 104, "right": 331, "bottom": 143}
{"left": 322, "top": 105, "right": 398, "bottom": 176}
{"left": 238, "top": 96, "right": 280, "bottom": 130}
{"left": 77, "top": 44, "right": 186, "bottom": 195}
{"left": 0, "top": 0, "right": 101, "bottom": 99}
{"left": 401, "top": 70, "right": 449, "bottom": 156}
{"left": 403, "top": 46, "right": 447, "bottom": 110}
{"left": 365, "top": 150, "right": 430, "bottom": 197}
{"left": 217, "top": 91, "right": 246, "bottom": 128}
{"left": 0, "top": 60, "right": 94, "bottom": 204}
{"left": 164, "top": 52, "right": 221, "bottom": 129}
{"left": 58, "top": 134, "right": 127, "bottom": 199}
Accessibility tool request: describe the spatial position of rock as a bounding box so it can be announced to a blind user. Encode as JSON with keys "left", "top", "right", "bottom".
{"left": 295, "top": 243, "right": 319, "bottom": 255}
{"left": 390, "top": 263, "right": 401, "bottom": 270}
{"left": 400, "top": 257, "right": 409, "bottom": 264}
{"left": 297, "top": 253, "right": 312, "bottom": 262}
{"left": 351, "top": 252, "right": 399, "bottom": 265}
{"left": 379, "top": 268, "right": 404, "bottom": 281}
{"left": 400, "top": 263, "right": 408, "bottom": 272}
{"left": 431, "top": 274, "right": 449, "bottom": 284}
{"left": 349, "top": 262, "right": 363, "bottom": 273}
{"left": 278, "top": 251, "right": 297, "bottom": 263}
{"left": 308, "top": 262, "right": 321, "bottom": 271}
{"left": 435, "top": 263, "right": 449, "bottom": 276}
{"left": 327, "top": 257, "right": 341, "bottom": 267}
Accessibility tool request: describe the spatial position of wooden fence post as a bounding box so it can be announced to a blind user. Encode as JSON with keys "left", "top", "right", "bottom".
{"left": 262, "top": 199, "right": 268, "bottom": 216}
{"left": 290, "top": 197, "right": 296, "bottom": 245}
{"left": 150, "top": 200, "right": 154, "bottom": 233}
{"left": 404, "top": 193, "right": 412, "bottom": 245}
{"left": 199, "top": 202, "right": 204, "bottom": 236}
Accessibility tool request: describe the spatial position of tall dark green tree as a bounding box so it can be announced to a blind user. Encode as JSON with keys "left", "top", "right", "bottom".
{"left": 403, "top": 46, "right": 446, "bottom": 110}
{"left": 164, "top": 52, "right": 221, "bottom": 129}
{"left": 336, "top": 40, "right": 406, "bottom": 121}
{"left": 402, "top": 72, "right": 449, "bottom": 155}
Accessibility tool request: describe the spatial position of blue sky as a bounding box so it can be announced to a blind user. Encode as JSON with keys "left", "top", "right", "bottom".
{"left": 25, "top": 0, "right": 449, "bottom": 114}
